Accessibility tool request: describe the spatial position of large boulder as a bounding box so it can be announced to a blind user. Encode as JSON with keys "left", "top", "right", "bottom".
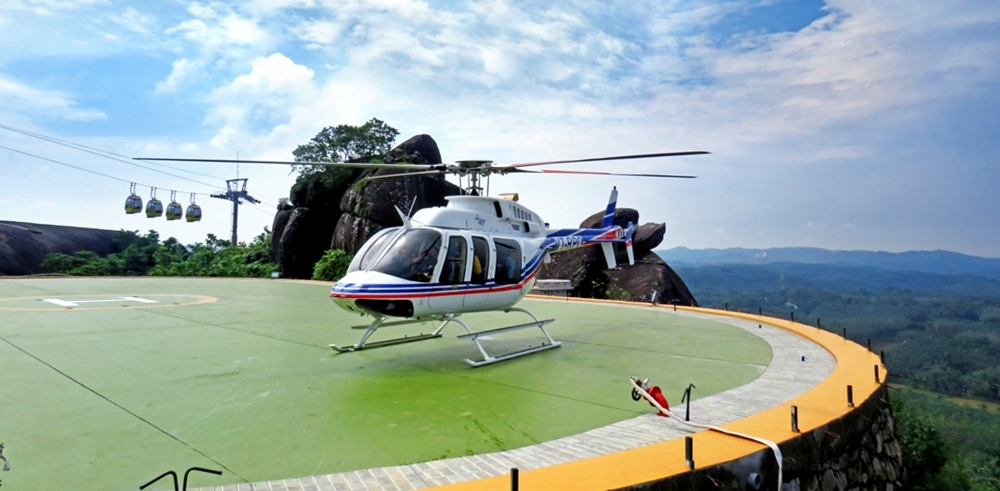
{"left": 537, "top": 209, "right": 697, "bottom": 305}
{"left": 276, "top": 207, "right": 331, "bottom": 280}
{"left": 273, "top": 157, "right": 364, "bottom": 277}
{"left": 270, "top": 201, "right": 294, "bottom": 264}
{"left": 605, "top": 254, "right": 697, "bottom": 305}
{"left": 332, "top": 135, "right": 460, "bottom": 255}
{"left": 273, "top": 134, "right": 461, "bottom": 277}
{"left": 0, "top": 221, "right": 121, "bottom": 276}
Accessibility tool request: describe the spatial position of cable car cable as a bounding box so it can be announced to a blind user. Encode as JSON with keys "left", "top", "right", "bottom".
{"left": 0, "top": 144, "right": 215, "bottom": 196}
{"left": 6, "top": 133, "right": 220, "bottom": 190}
{"left": 0, "top": 123, "right": 284, "bottom": 205}
{"left": 0, "top": 123, "right": 227, "bottom": 182}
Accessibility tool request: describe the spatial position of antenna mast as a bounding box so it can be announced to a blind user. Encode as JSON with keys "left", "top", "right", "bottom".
{"left": 211, "top": 178, "right": 260, "bottom": 244}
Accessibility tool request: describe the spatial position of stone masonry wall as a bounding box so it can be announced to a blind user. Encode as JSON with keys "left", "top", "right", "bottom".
{"left": 622, "top": 385, "right": 904, "bottom": 491}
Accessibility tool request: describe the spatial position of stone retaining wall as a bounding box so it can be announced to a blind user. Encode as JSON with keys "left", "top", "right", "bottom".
{"left": 623, "top": 385, "right": 904, "bottom": 491}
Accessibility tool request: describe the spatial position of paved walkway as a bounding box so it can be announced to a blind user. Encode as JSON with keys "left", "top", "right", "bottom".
{"left": 195, "top": 308, "right": 835, "bottom": 491}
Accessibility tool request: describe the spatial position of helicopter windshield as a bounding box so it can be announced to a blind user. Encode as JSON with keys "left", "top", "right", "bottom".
{"left": 370, "top": 229, "right": 442, "bottom": 283}
{"left": 348, "top": 227, "right": 400, "bottom": 273}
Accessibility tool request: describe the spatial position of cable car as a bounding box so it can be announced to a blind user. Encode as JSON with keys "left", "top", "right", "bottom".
{"left": 165, "top": 191, "right": 182, "bottom": 220}
{"left": 145, "top": 187, "right": 163, "bottom": 218}
{"left": 124, "top": 183, "right": 143, "bottom": 214}
{"left": 185, "top": 204, "right": 202, "bottom": 222}
{"left": 185, "top": 193, "right": 202, "bottom": 222}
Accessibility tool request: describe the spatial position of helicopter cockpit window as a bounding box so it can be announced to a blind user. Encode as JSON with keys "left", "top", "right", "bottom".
{"left": 370, "top": 228, "right": 442, "bottom": 283}
{"left": 471, "top": 236, "right": 489, "bottom": 284}
{"left": 494, "top": 238, "right": 521, "bottom": 285}
{"left": 349, "top": 227, "right": 398, "bottom": 273}
{"left": 439, "top": 236, "right": 468, "bottom": 285}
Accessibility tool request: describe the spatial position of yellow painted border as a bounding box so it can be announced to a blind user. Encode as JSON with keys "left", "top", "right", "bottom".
{"left": 432, "top": 297, "right": 885, "bottom": 490}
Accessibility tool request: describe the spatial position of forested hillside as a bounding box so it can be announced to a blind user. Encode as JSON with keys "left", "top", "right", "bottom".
{"left": 660, "top": 247, "right": 1000, "bottom": 280}
{"left": 668, "top": 258, "right": 1000, "bottom": 489}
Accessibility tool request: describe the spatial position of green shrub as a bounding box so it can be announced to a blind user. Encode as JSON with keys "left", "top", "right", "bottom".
{"left": 41, "top": 229, "right": 277, "bottom": 278}
{"left": 312, "top": 249, "right": 353, "bottom": 281}
{"left": 894, "top": 397, "right": 949, "bottom": 490}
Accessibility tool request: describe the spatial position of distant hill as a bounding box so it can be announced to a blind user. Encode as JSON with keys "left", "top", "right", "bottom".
{"left": 0, "top": 221, "right": 120, "bottom": 276}
{"left": 672, "top": 262, "right": 1000, "bottom": 298}
{"left": 658, "top": 247, "right": 1000, "bottom": 281}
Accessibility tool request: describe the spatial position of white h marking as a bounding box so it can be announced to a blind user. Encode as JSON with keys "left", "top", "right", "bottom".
{"left": 42, "top": 297, "right": 159, "bottom": 307}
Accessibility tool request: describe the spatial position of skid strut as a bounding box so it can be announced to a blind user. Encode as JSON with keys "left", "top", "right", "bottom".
{"left": 330, "top": 308, "right": 560, "bottom": 367}
{"left": 330, "top": 316, "right": 448, "bottom": 352}
{"left": 453, "top": 307, "right": 560, "bottom": 367}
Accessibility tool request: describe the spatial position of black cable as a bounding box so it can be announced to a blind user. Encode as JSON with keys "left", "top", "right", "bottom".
{"left": 0, "top": 144, "right": 215, "bottom": 196}
{"left": 0, "top": 123, "right": 226, "bottom": 183}
{"left": 0, "top": 122, "right": 288, "bottom": 205}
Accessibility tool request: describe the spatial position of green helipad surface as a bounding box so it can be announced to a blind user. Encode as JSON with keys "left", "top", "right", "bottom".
{"left": 0, "top": 278, "right": 770, "bottom": 491}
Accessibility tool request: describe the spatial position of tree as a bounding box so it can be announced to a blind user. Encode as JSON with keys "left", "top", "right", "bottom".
{"left": 292, "top": 117, "right": 399, "bottom": 170}
{"left": 288, "top": 118, "right": 400, "bottom": 211}
{"left": 894, "top": 398, "right": 949, "bottom": 490}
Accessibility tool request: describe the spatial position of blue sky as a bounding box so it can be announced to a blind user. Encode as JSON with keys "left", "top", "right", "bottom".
{"left": 1, "top": 0, "right": 999, "bottom": 256}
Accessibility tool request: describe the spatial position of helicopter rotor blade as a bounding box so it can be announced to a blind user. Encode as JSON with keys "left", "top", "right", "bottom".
{"left": 505, "top": 168, "right": 696, "bottom": 178}
{"left": 359, "top": 169, "right": 447, "bottom": 181}
{"left": 135, "top": 158, "right": 438, "bottom": 171}
{"left": 502, "top": 151, "right": 708, "bottom": 169}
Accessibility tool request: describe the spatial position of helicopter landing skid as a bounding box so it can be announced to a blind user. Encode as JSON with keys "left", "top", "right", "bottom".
{"left": 452, "top": 307, "right": 560, "bottom": 367}
{"left": 330, "top": 309, "right": 560, "bottom": 366}
{"left": 330, "top": 316, "right": 447, "bottom": 352}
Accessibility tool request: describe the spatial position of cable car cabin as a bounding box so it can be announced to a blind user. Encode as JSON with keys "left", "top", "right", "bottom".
{"left": 124, "top": 194, "right": 143, "bottom": 214}
{"left": 165, "top": 201, "right": 183, "bottom": 221}
{"left": 145, "top": 198, "right": 163, "bottom": 218}
{"left": 185, "top": 204, "right": 202, "bottom": 222}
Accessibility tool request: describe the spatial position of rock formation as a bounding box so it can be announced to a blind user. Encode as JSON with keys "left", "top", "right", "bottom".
{"left": 0, "top": 221, "right": 121, "bottom": 276}
{"left": 332, "top": 134, "right": 461, "bottom": 255}
{"left": 272, "top": 133, "right": 695, "bottom": 302}
{"left": 537, "top": 208, "right": 697, "bottom": 305}
{"left": 271, "top": 134, "right": 461, "bottom": 278}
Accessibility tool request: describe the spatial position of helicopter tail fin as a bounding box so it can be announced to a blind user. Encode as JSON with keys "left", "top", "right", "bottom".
{"left": 601, "top": 243, "right": 617, "bottom": 269}
{"left": 625, "top": 221, "right": 635, "bottom": 266}
{"left": 600, "top": 186, "right": 618, "bottom": 228}
{"left": 600, "top": 221, "right": 635, "bottom": 269}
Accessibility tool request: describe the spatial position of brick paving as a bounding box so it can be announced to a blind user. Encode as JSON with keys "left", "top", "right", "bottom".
{"left": 195, "top": 309, "right": 835, "bottom": 491}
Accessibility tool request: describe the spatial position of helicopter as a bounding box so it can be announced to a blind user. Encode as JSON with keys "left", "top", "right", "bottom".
{"left": 140, "top": 151, "right": 707, "bottom": 366}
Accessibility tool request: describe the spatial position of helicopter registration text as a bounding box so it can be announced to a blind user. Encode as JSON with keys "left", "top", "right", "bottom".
{"left": 551, "top": 236, "right": 584, "bottom": 251}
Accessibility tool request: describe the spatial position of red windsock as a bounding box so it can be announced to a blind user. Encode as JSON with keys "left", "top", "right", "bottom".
{"left": 647, "top": 386, "right": 670, "bottom": 417}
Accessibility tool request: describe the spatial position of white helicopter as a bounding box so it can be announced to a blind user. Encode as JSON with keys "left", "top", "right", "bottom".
{"left": 142, "top": 151, "right": 706, "bottom": 366}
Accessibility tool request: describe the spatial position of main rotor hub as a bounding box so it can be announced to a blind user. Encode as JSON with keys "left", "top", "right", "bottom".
{"left": 453, "top": 160, "right": 494, "bottom": 175}
{"left": 451, "top": 161, "right": 495, "bottom": 195}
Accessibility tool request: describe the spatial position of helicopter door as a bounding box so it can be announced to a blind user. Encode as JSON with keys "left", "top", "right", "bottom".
{"left": 430, "top": 234, "right": 468, "bottom": 312}
{"left": 467, "top": 237, "right": 522, "bottom": 310}
{"left": 439, "top": 235, "right": 468, "bottom": 285}
{"left": 463, "top": 235, "right": 493, "bottom": 310}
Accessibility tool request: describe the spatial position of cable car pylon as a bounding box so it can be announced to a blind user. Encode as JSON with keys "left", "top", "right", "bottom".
{"left": 211, "top": 178, "right": 259, "bottom": 244}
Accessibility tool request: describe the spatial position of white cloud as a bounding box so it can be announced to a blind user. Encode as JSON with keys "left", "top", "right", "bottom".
{"left": 206, "top": 53, "right": 316, "bottom": 148}
{"left": 2, "top": 0, "right": 109, "bottom": 16}
{"left": 109, "top": 6, "right": 153, "bottom": 34}
{"left": 169, "top": 3, "right": 271, "bottom": 50}
{"left": 0, "top": 75, "right": 105, "bottom": 121}
{"left": 155, "top": 58, "right": 203, "bottom": 94}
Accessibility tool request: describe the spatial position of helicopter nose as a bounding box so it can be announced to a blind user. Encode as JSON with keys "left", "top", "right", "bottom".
{"left": 330, "top": 271, "right": 372, "bottom": 295}
{"left": 330, "top": 271, "right": 361, "bottom": 312}
{"left": 329, "top": 271, "right": 387, "bottom": 313}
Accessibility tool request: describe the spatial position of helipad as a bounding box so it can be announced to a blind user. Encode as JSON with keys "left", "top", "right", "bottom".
{"left": 0, "top": 277, "right": 820, "bottom": 491}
